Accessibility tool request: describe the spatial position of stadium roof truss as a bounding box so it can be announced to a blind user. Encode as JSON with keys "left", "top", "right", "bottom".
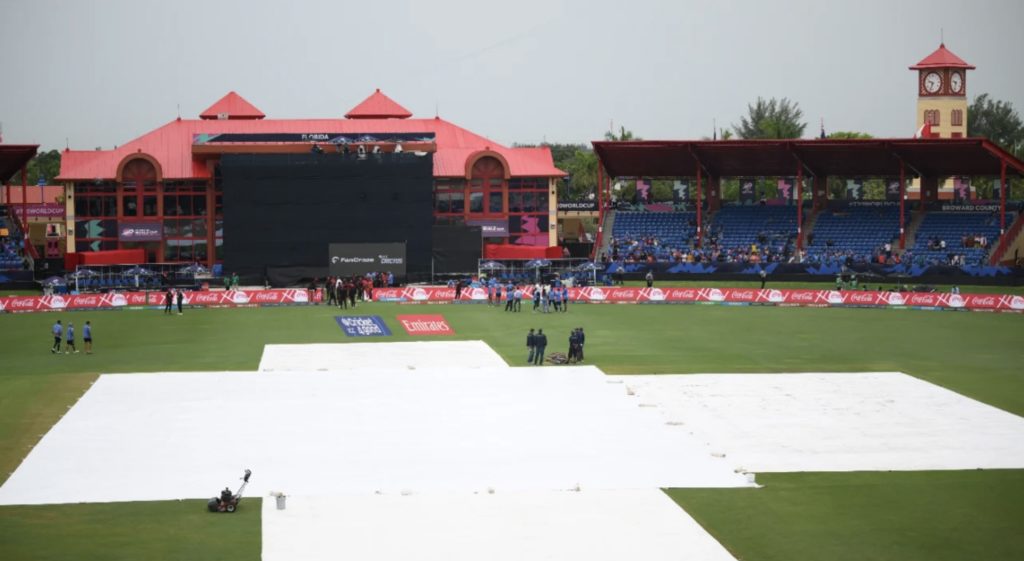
{"left": 591, "top": 138, "right": 1024, "bottom": 179}
{"left": 590, "top": 137, "right": 1024, "bottom": 257}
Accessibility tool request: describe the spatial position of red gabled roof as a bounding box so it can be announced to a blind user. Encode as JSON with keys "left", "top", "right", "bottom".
{"left": 57, "top": 116, "right": 564, "bottom": 181}
{"left": 344, "top": 89, "right": 413, "bottom": 119}
{"left": 592, "top": 138, "right": 1024, "bottom": 179}
{"left": 199, "top": 92, "right": 265, "bottom": 120}
{"left": 909, "top": 43, "right": 975, "bottom": 70}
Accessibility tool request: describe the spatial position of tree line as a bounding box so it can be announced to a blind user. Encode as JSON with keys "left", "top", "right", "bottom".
{"left": 7, "top": 94, "right": 1022, "bottom": 201}
{"left": 529, "top": 93, "right": 1024, "bottom": 202}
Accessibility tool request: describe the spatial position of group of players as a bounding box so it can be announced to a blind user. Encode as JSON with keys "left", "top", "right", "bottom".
{"left": 482, "top": 282, "right": 571, "bottom": 313}
{"left": 49, "top": 319, "right": 93, "bottom": 354}
{"left": 320, "top": 275, "right": 376, "bottom": 309}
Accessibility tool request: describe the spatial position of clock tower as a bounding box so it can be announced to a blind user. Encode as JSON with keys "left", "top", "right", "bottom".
{"left": 910, "top": 43, "right": 974, "bottom": 138}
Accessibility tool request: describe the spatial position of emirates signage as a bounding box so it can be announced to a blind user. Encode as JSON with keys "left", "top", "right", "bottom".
{"left": 396, "top": 314, "right": 455, "bottom": 335}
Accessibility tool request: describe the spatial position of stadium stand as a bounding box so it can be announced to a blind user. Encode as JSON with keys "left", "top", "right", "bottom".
{"left": 0, "top": 214, "right": 28, "bottom": 271}
{"left": 911, "top": 211, "right": 1003, "bottom": 266}
{"left": 804, "top": 206, "right": 904, "bottom": 265}
{"left": 704, "top": 205, "right": 798, "bottom": 263}
{"left": 608, "top": 211, "right": 696, "bottom": 262}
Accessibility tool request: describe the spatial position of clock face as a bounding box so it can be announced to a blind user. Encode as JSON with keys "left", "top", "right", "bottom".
{"left": 950, "top": 71, "right": 963, "bottom": 93}
{"left": 923, "top": 72, "right": 943, "bottom": 94}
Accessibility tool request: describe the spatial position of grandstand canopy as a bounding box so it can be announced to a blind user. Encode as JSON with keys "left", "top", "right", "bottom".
{"left": 0, "top": 144, "right": 39, "bottom": 182}
{"left": 592, "top": 138, "right": 1024, "bottom": 179}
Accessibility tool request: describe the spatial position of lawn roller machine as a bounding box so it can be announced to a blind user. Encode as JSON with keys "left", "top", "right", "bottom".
{"left": 207, "top": 469, "right": 252, "bottom": 513}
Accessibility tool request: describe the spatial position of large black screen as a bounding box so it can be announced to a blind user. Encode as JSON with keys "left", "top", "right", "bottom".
{"left": 221, "top": 152, "right": 433, "bottom": 282}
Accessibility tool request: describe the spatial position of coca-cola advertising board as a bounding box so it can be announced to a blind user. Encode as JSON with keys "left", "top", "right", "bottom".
{"left": 0, "top": 289, "right": 318, "bottom": 313}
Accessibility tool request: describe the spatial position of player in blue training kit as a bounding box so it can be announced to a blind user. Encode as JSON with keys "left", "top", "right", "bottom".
{"left": 50, "top": 320, "right": 62, "bottom": 354}
{"left": 65, "top": 322, "right": 78, "bottom": 354}
{"left": 83, "top": 321, "right": 93, "bottom": 354}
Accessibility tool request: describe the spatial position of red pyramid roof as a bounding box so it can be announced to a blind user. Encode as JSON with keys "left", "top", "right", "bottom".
{"left": 345, "top": 89, "right": 413, "bottom": 119}
{"left": 199, "top": 92, "right": 265, "bottom": 120}
{"left": 909, "top": 43, "right": 975, "bottom": 70}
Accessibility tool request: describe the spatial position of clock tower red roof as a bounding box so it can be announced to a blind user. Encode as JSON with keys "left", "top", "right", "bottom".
{"left": 909, "top": 43, "right": 975, "bottom": 70}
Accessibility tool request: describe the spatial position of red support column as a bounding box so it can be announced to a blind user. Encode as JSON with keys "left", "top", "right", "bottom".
{"left": 1000, "top": 160, "right": 1007, "bottom": 234}
{"left": 696, "top": 167, "right": 703, "bottom": 248}
{"left": 4, "top": 182, "right": 9, "bottom": 207}
{"left": 594, "top": 164, "right": 605, "bottom": 260}
{"left": 20, "top": 161, "right": 28, "bottom": 253}
{"left": 899, "top": 161, "right": 906, "bottom": 250}
{"left": 796, "top": 165, "right": 803, "bottom": 252}
{"left": 811, "top": 175, "right": 826, "bottom": 211}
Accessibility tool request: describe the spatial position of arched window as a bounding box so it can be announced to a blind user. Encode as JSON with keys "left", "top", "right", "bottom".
{"left": 951, "top": 109, "right": 963, "bottom": 127}
{"left": 120, "top": 158, "right": 159, "bottom": 218}
{"left": 924, "top": 110, "right": 941, "bottom": 126}
{"left": 470, "top": 156, "right": 506, "bottom": 214}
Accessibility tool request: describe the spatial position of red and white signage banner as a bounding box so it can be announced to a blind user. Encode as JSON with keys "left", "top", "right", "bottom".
{"left": 372, "top": 285, "right": 1024, "bottom": 312}
{"left": 396, "top": 314, "right": 455, "bottom": 335}
{"left": 0, "top": 289, "right": 318, "bottom": 313}
{"left": 2, "top": 286, "right": 1020, "bottom": 313}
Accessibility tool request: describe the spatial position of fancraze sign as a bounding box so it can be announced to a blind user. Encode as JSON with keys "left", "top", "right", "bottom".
{"left": 328, "top": 243, "right": 406, "bottom": 276}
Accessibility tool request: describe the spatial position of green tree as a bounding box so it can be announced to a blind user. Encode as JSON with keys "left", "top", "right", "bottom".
{"left": 828, "top": 131, "right": 873, "bottom": 139}
{"left": 604, "top": 126, "right": 640, "bottom": 142}
{"left": 9, "top": 149, "right": 61, "bottom": 185}
{"left": 558, "top": 148, "right": 599, "bottom": 201}
{"left": 733, "top": 97, "right": 806, "bottom": 139}
{"left": 968, "top": 94, "right": 1024, "bottom": 159}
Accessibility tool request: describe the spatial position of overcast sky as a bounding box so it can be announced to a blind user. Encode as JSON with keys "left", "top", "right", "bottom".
{"left": 1, "top": 0, "right": 1021, "bottom": 151}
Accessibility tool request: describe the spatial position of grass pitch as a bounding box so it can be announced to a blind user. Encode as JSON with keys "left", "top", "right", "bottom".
{"left": 0, "top": 296, "right": 1022, "bottom": 560}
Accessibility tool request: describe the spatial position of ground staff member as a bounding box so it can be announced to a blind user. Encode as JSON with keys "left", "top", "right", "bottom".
{"left": 533, "top": 329, "right": 547, "bottom": 365}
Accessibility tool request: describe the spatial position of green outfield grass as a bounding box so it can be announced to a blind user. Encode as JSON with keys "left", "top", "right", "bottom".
{"left": 668, "top": 471, "right": 1024, "bottom": 561}
{"left": 0, "top": 499, "right": 260, "bottom": 561}
{"left": 0, "top": 301, "right": 1022, "bottom": 560}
